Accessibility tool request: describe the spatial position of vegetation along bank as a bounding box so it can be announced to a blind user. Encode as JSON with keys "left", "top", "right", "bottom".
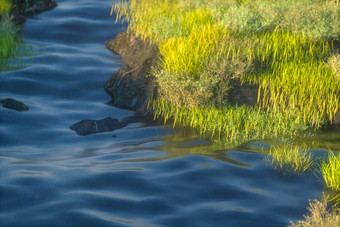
{"left": 104, "top": 0, "right": 340, "bottom": 225}
{"left": 0, "top": 0, "right": 56, "bottom": 110}
{"left": 0, "top": 0, "right": 57, "bottom": 71}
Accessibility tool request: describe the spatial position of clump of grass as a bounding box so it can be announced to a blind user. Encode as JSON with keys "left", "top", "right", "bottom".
{"left": 268, "top": 144, "right": 313, "bottom": 173}
{"left": 328, "top": 54, "right": 340, "bottom": 80}
{"left": 154, "top": 23, "right": 253, "bottom": 107}
{"left": 289, "top": 198, "right": 339, "bottom": 227}
{"left": 0, "top": 0, "right": 21, "bottom": 71}
{"left": 0, "top": 0, "right": 11, "bottom": 15}
{"left": 321, "top": 151, "right": 340, "bottom": 192}
{"left": 152, "top": 99, "right": 310, "bottom": 145}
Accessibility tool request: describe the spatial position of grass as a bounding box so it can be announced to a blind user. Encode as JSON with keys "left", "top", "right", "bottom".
{"left": 321, "top": 151, "right": 340, "bottom": 192}
{"left": 0, "top": 0, "right": 10, "bottom": 15}
{"left": 268, "top": 144, "right": 313, "bottom": 173}
{"left": 114, "top": 0, "right": 340, "bottom": 145}
{"left": 0, "top": 0, "right": 21, "bottom": 71}
{"left": 152, "top": 99, "right": 310, "bottom": 145}
{"left": 289, "top": 197, "right": 339, "bottom": 227}
{"left": 0, "top": 0, "right": 35, "bottom": 71}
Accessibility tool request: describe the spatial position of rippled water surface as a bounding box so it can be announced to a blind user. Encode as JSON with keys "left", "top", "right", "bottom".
{"left": 1, "top": 0, "right": 338, "bottom": 226}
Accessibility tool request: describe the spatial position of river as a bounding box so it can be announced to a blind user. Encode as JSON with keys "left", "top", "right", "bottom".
{"left": 1, "top": 0, "right": 338, "bottom": 226}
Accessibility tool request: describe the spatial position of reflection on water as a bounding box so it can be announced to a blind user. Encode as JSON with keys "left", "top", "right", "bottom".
{"left": 0, "top": 0, "right": 337, "bottom": 226}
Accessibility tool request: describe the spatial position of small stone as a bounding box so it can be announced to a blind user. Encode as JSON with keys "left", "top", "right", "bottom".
{"left": 69, "top": 117, "right": 127, "bottom": 136}
{"left": 333, "top": 112, "right": 340, "bottom": 126}
{"left": 1, "top": 98, "right": 29, "bottom": 111}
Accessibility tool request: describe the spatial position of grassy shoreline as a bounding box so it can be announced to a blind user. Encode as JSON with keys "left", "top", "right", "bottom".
{"left": 0, "top": 0, "right": 21, "bottom": 71}
{"left": 112, "top": 0, "right": 339, "bottom": 224}
{"left": 115, "top": 0, "right": 339, "bottom": 144}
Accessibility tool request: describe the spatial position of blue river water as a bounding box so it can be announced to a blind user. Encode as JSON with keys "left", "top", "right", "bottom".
{"left": 0, "top": 0, "right": 339, "bottom": 226}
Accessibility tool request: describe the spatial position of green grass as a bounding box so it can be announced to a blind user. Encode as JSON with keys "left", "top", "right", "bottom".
{"left": 114, "top": 0, "right": 340, "bottom": 145}
{"left": 0, "top": 18, "right": 20, "bottom": 71}
{"left": 268, "top": 144, "right": 313, "bottom": 173}
{"left": 321, "top": 151, "right": 340, "bottom": 192}
{"left": 152, "top": 99, "right": 310, "bottom": 145}
{"left": 0, "top": 0, "right": 11, "bottom": 15}
{"left": 0, "top": 0, "right": 21, "bottom": 71}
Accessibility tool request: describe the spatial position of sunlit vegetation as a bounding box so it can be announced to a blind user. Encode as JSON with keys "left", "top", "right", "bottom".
{"left": 266, "top": 143, "right": 339, "bottom": 206}
{"left": 289, "top": 198, "right": 339, "bottom": 227}
{"left": 268, "top": 144, "right": 313, "bottom": 173}
{"left": 321, "top": 151, "right": 340, "bottom": 192}
{"left": 114, "top": 0, "right": 340, "bottom": 145}
{"left": 0, "top": 0, "right": 11, "bottom": 15}
{"left": 152, "top": 99, "right": 309, "bottom": 144}
{"left": 0, "top": 0, "right": 21, "bottom": 71}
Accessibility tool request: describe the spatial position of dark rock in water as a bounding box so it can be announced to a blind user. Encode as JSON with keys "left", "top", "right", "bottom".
{"left": 105, "top": 31, "right": 159, "bottom": 69}
{"left": 104, "top": 31, "right": 159, "bottom": 112}
{"left": 11, "top": 0, "right": 58, "bottom": 24}
{"left": 104, "top": 66, "right": 156, "bottom": 111}
{"left": 69, "top": 117, "right": 127, "bottom": 136}
{"left": 1, "top": 98, "right": 29, "bottom": 111}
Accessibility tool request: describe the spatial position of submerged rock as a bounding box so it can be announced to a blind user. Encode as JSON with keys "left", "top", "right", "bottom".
{"left": 1, "top": 98, "right": 29, "bottom": 111}
{"left": 104, "top": 66, "right": 156, "bottom": 111}
{"left": 104, "top": 31, "right": 159, "bottom": 112}
{"left": 69, "top": 117, "right": 127, "bottom": 136}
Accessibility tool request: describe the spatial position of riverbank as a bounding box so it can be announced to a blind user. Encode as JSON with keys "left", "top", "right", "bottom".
{"left": 0, "top": 0, "right": 57, "bottom": 110}
{"left": 0, "top": 0, "right": 57, "bottom": 71}
{"left": 106, "top": 0, "right": 339, "bottom": 225}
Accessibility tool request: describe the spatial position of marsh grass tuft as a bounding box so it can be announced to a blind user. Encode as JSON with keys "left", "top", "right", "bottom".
{"left": 0, "top": 0, "right": 22, "bottom": 71}
{"left": 320, "top": 151, "right": 340, "bottom": 192}
{"left": 0, "top": 0, "right": 35, "bottom": 71}
{"left": 0, "top": 0, "right": 11, "bottom": 15}
{"left": 152, "top": 99, "right": 311, "bottom": 145}
{"left": 268, "top": 144, "right": 313, "bottom": 173}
